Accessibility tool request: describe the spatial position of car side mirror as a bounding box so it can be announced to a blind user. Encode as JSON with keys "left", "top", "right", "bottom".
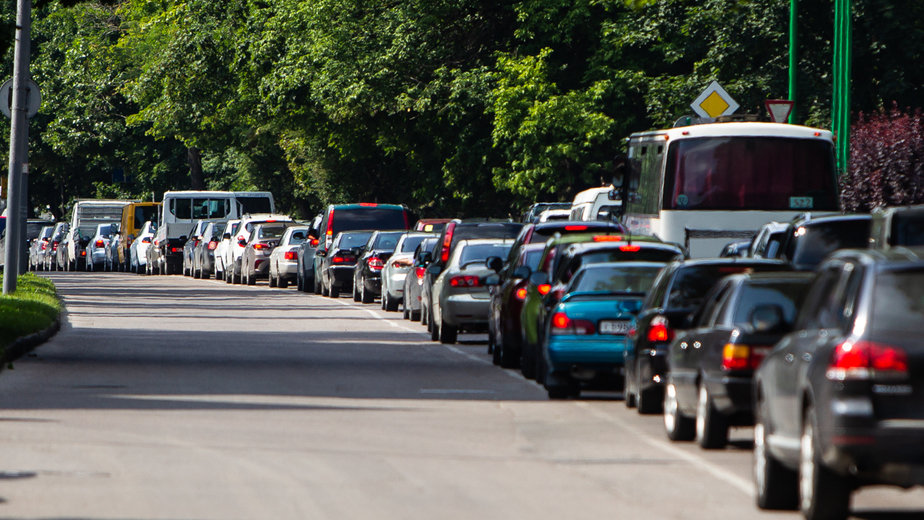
{"left": 485, "top": 256, "right": 504, "bottom": 273}
{"left": 512, "top": 265, "right": 532, "bottom": 280}
{"left": 528, "top": 271, "right": 548, "bottom": 286}
{"left": 238, "top": 239, "right": 247, "bottom": 247}
{"left": 223, "top": 232, "right": 231, "bottom": 240}
{"left": 750, "top": 304, "right": 786, "bottom": 333}
{"left": 426, "top": 264, "right": 442, "bottom": 276}
{"left": 316, "top": 249, "right": 327, "bottom": 257}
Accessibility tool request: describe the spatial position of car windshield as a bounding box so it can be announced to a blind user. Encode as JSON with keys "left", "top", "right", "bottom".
{"left": 459, "top": 243, "right": 512, "bottom": 267}
{"left": 870, "top": 269, "right": 924, "bottom": 335}
{"left": 257, "top": 225, "right": 289, "bottom": 239}
{"left": 372, "top": 232, "right": 404, "bottom": 251}
{"left": 573, "top": 266, "right": 661, "bottom": 293}
{"left": 788, "top": 219, "right": 871, "bottom": 269}
{"left": 731, "top": 281, "right": 811, "bottom": 326}
{"left": 401, "top": 235, "right": 429, "bottom": 253}
{"left": 338, "top": 232, "right": 374, "bottom": 249}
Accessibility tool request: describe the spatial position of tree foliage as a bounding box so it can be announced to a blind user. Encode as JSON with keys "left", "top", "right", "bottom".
{"left": 2, "top": 0, "right": 923, "bottom": 219}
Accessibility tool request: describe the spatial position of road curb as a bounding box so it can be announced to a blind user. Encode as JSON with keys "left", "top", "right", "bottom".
{"left": 0, "top": 315, "right": 61, "bottom": 371}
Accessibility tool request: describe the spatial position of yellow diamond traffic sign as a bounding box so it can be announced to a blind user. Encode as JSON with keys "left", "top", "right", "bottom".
{"left": 691, "top": 80, "right": 739, "bottom": 119}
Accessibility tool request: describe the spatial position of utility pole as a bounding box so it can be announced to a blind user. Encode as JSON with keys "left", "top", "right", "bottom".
{"left": 2, "top": 0, "right": 32, "bottom": 295}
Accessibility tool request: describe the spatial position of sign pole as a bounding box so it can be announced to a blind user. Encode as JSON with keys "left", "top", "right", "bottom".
{"left": 2, "top": 0, "right": 32, "bottom": 295}
{"left": 788, "top": 0, "right": 798, "bottom": 123}
{"left": 833, "top": 0, "right": 851, "bottom": 174}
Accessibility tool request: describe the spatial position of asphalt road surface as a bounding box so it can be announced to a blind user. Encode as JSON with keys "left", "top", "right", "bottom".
{"left": 0, "top": 272, "right": 921, "bottom": 520}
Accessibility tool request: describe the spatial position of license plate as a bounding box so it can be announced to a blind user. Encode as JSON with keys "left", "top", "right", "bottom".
{"left": 599, "top": 320, "right": 631, "bottom": 335}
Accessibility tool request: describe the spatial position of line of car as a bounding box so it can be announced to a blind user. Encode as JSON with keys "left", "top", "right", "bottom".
{"left": 26, "top": 201, "right": 924, "bottom": 520}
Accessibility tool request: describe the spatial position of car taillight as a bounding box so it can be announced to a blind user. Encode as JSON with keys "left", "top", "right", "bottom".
{"left": 332, "top": 255, "right": 353, "bottom": 264}
{"left": 326, "top": 208, "right": 335, "bottom": 237}
{"left": 550, "top": 312, "right": 595, "bottom": 335}
{"left": 647, "top": 316, "right": 673, "bottom": 343}
{"left": 253, "top": 243, "right": 270, "bottom": 250}
{"left": 285, "top": 251, "right": 298, "bottom": 260}
{"left": 367, "top": 257, "right": 385, "bottom": 270}
{"left": 619, "top": 244, "right": 641, "bottom": 252}
{"left": 415, "top": 266, "right": 426, "bottom": 279}
{"left": 52, "top": 243, "right": 58, "bottom": 251}
{"left": 564, "top": 225, "right": 588, "bottom": 231}
{"left": 95, "top": 240, "right": 104, "bottom": 248}
{"left": 41, "top": 242, "right": 46, "bottom": 250}
{"left": 440, "top": 222, "right": 456, "bottom": 263}
{"left": 171, "top": 247, "right": 183, "bottom": 253}
{"left": 722, "top": 344, "right": 770, "bottom": 371}
{"left": 208, "top": 240, "right": 218, "bottom": 250}
{"left": 537, "top": 283, "right": 551, "bottom": 295}
{"left": 142, "top": 237, "right": 151, "bottom": 244}
{"left": 516, "top": 287, "right": 528, "bottom": 300}
{"left": 80, "top": 251, "right": 86, "bottom": 257}
{"left": 392, "top": 258, "right": 412, "bottom": 268}
{"left": 359, "top": 203, "right": 378, "bottom": 207}
{"left": 593, "top": 235, "right": 624, "bottom": 242}
{"left": 826, "top": 340, "right": 909, "bottom": 381}
{"left": 449, "top": 275, "right": 481, "bottom": 287}
{"left": 310, "top": 238, "right": 319, "bottom": 247}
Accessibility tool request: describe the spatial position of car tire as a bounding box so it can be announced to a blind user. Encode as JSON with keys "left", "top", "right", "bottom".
{"left": 663, "top": 381, "right": 695, "bottom": 441}
{"left": 314, "top": 275, "right": 322, "bottom": 295}
{"left": 278, "top": 276, "right": 288, "bottom": 289}
{"left": 247, "top": 270, "right": 256, "bottom": 285}
{"left": 269, "top": 273, "right": 277, "bottom": 287}
{"left": 297, "top": 274, "right": 304, "bottom": 292}
{"left": 637, "top": 384, "right": 661, "bottom": 415}
{"left": 329, "top": 283, "right": 340, "bottom": 298}
{"left": 695, "top": 383, "right": 728, "bottom": 449}
{"left": 402, "top": 298, "right": 410, "bottom": 319}
{"left": 439, "top": 319, "right": 457, "bottom": 344}
{"left": 799, "top": 405, "right": 852, "bottom": 520}
{"left": 429, "top": 310, "right": 440, "bottom": 341}
{"left": 546, "top": 384, "right": 572, "bottom": 400}
{"left": 625, "top": 369, "right": 638, "bottom": 408}
{"left": 498, "top": 328, "right": 519, "bottom": 369}
{"left": 361, "top": 281, "right": 374, "bottom": 304}
{"left": 754, "top": 405, "right": 798, "bottom": 510}
{"left": 352, "top": 282, "right": 361, "bottom": 302}
{"left": 520, "top": 343, "right": 537, "bottom": 380}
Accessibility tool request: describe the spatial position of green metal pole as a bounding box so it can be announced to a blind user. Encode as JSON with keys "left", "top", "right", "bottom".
{"left": 833, "top": 0, "right": 851, "bottom": 173}
{"left": 789, "top": 0, "right": 798, "bottom": 123}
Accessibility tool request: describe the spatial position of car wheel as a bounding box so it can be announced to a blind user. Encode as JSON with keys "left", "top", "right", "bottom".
{"left": 329, "top": 282, "right": 340, "bottom": 298}
{"left": 546, "top": 383, "right": 573, "bottom": 400}
{"left": 695, "top": 383, "right": 728, "bottom": 449}
{"left": 498, "top": 328, "right": 519, "bottom": 369}
{"left": 402, "top": 298, "right": 410, "bottom": 319}
{"left": 637, "top": 384, "right": 661, "bottom": 415}
{"left": 297, "top": 273, "right": 304, "bottom": 292}
{"left": 320, "top": 278, "right": 329, "bottom": 296}
{"left": 352, "top": 281, "right": 361, "bottom": 302}
{"left": 439, "top": 319, "right": 457, "bottom": 344}
{"left": 361, "top": 281, "right": 374, "bottom": 304}
{"left": 247, "top": 269, "right": 256, "bottom": 285}
{"left": 663, "top": 380, "right": 695, "bottom": 441}
{"left": 314, "top": 275, "right": 322, "bottom": 295}
{"left": 278, "top": 276, "right": 288, "bottom": 289}
{"left": 269, "top": 273, "right": 277, "bottom": 287}
{"left": 799, "top": 405, "right": 852, "bottom": 520}
{"left": 429, "top": 310, "right": 439, "bottom": 341}
{"left": 624, "top": 368, "right": 638, "bottom": 408}
{"left": 520, "top": 342, "right": 537, "bottom": 380}
{"left": 754, "top": 404, "right": 798, "bottom": 510}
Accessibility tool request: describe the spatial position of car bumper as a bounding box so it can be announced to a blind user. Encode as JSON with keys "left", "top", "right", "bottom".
{"left": 547, "top": 336, "right": 628, "bottom": 367}
{"left": 440, "top": 293, "right": 491, "bottom": 328}
{"left": 277, "top": 260, "right": 298, "bottom": 277}
{"left": 821, "top": 414, "right": 924, "bottom": 487}
{"left": 703, "top": 373, "right": 755, "bottom": 424}
{"left": 384, "top": 271, "right": 409, "bottom": 298}
{"left": 329, "top": 266, "right": 355, "bottom": 288}
{"left": 637, "top": 343, "right": 669, "bottom": 392}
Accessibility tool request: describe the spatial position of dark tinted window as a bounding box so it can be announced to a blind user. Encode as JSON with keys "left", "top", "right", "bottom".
{"left": 788, "top": 219, "right": 871, "bottom": 269}
{"left": 870, "top": 269, "right": 924, "bottom": 334}
{"left": 401, "top": 235, "right": 429, "bottom": 253}
{"left": 257, "top": 225, "right": 290, "bottom": 239}
{"left": 332, "top": 208, "right": 408, "bottom": 235}
{"left": 731, "top": 280, "right": 812, "bottom": 326}
{"left": 523, "top": 250, "right": 543, "bottom": 270}
{"left": 372, "top": 231, "right": 405, "bottom": 251}
{"left": 573, "top": 266, "right": 661, "bottom": 293}
{"left": 459, "top": 243, "right": 513, "bottom": 267}
{"left": 134, "top": 206, "right": 158, "bottom": 227}
{"left": 237, "top": 196, "right": 273, "bottom": 215}
{"left": 667, "top": 264, "right": 781, "bottom": 310}
{"left": 578, "top": 248, "right": 681, "bottom": 267}
{"left": 663, "top": 137, "right": 838, "bottom": 211}
{"left": 337, "top": 232, "right": 374, "bottom": 249}
{"left": 893, "top": 214, "right": 924, "bottom": 247}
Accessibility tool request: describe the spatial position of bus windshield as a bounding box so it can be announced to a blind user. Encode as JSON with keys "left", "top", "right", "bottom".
{"left": 662, "top": 137, "right": 838, "bottom": 211}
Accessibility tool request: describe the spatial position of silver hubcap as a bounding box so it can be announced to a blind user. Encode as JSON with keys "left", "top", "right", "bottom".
{"left": 696, "top": 384, "right": 708, "bottom": 441}
{"left": 754, "top": 420, "right": 767, "bottom": 494}
{"left": 664, "top": 383, "right": 678, "bottom": 432}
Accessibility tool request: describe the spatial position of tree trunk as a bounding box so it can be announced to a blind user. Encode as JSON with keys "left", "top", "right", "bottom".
{"left": 188, "top": 146, "right": 204, "bottom": 190}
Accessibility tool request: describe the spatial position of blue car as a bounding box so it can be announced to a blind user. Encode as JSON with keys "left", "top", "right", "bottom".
{"left": 540, "top": 262, "right": 665, "bottom": 399}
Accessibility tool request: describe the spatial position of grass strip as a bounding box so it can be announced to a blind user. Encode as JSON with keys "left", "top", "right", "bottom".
{"left": 0, "top": 273, "right": 61, "bottom": 351}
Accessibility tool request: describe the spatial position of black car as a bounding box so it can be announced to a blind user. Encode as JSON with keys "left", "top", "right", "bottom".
{"left": 352, "top": 230, "right": 404, "bottom": 303}
{"left": 317, "top": 230, "right": 374, "bottom": 297}
{"left": 752, "top": 213, "right": 872, "bottom": 271}
{"left": 753, "top": 247, "right": 924, "bottom": 519}
{"left": 662, "top": 271, "right": 814, "bottom": 448}
{"left": 626, "top": 258, "right": 791, "bottom": 414}
{"left": 488, "top": 243, "right": 546, "bottom": 367}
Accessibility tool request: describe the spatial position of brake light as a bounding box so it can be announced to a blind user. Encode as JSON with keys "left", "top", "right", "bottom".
{"left": 564, "top": 225, "right": 588, "bottom": 231}
{"left": 827, "top": 340, "right": 909, "bottom": 381}
{"left": 721, "top": 344, "right": 769, "bottom": 371}
{"left": 80, "top": 250, "right": 86, "bottom": 257}
{"left": 449, "top": 275, "right": 481, "bottom": 287}
{"left": 593, "top": 235, "right": 624, "bottom": 242}
{"left": 537, "top": 283, "right": 552, "bottom": 295}
{"left": 647, "top": 316, "right": 673, "bottom": 343}
{"left": 41, "top": 242, "right": 46, "bottom": 250}
{"left": 619, "top": 245, "right": 641, "bottom": 252}
{"left": 367, "top": 257, "right": 385, "bottom": 270}
{"left": 359, "top": 203, "right": 378, "bottom": 207}
{"left": 326, "top": 208, "right": 334, "bottom": 236}
{"left": 171, "top": 247, "right": 183, "bottom": 253}
{"left": 516, "top": 287, "right": 528, "bottom": 300}
{"left": 285, "top": 251, "right": 298, "bottom": 260}
{"left": 550, "top": 312, "right": 595, "bottom": 335}
{"left": 142, "top": 237, "right": 151, "bottom": 244}
{"left": 310, "top": 238, "right": 319, "bottom": 247}
{"left": 95, "top": 240, "right": 104, "bottom": 248}
{"left": 415, "top": 266, "right": 426, "bottom": 279}
{"left": 253, "top": 243, "right": 271, "bottom": 250}
{"left": 265, "top": 219, "right": 277, "bottom": 223}
{"left": 440, "top": 222, "right": 456, "bottom": 263}
{"left": 332, "top": 255, "right": 353, "bottom": 264}
{"left": 208, "top": 241, "right": 218, "bottom": 250}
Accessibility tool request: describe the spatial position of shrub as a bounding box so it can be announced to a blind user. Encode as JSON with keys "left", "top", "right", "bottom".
{"left": 841, "top": 104, "right": 924, "bottom": 212}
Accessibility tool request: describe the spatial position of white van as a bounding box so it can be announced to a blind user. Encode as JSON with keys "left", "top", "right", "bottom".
{"left": 569, "top": 185, "right": 621, "bottom": 222}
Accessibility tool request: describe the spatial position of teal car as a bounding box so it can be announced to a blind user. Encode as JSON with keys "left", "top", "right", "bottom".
{"left": 540, "top": 262, "right": 665, "bottom": 399}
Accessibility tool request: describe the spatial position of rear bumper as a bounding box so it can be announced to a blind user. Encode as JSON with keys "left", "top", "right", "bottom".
{"left": 821, "top": 419, "right": 924, "bottom": 487}
{"left": 704, "top": 374, "right": 755, "bottom": 424}
{"left": 547, "top": 337, "right": 628, "bottom": 368}
{"left": 329, "top": 265, "right": 355, "bottom": 288}
{"left": 441, "top": 293, "right": 491, "bottom": 328}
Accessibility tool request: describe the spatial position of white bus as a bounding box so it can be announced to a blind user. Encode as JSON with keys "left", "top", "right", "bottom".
{"left": 621, "top": 122, "right": 840, "bottom": 257}
{"left": 160, "top": 190, "right": 275, "bottom": 226}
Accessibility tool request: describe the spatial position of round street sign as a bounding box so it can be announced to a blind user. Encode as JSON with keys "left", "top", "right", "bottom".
{"left": 0, "top": 78, "right": 41, "bottom": 120}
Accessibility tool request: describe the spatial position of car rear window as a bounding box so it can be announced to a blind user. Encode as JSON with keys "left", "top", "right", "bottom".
{"left": 788, "top": 219, "right": 871, "bottom": 269}
{"left": 892, "top": 214, "right": 924, "bottom": 247}
{"left": 578, "top": 247, "right": 681, "bottom": 267}
{"left": 257, "top": 225, "right": 290, "bottom": 239}
{"left": 450, "top": 223, "right": 523, "bottom": 251}
{"left": 338, "top": 232, "right": 374, "bottom": 249}
{"left": 332, "top": 207, "right": 408, "bottom": 235}
{"left": 667, "top": 264, "right": 784, "bottom": 310}
{"left": 401, "top": 235, "right": 429, "bottom": 253}
{"left": 459, "top": 243, "right": 512, "bottom": 267}
{"left": 237, "top": 196, "right": 273, "bottom": 215}
{"left": 574, "top": 265, "right": 661, "bottom": 293}
{"left": 372, "top": 231, "right": 405, "bottom": 251}
{"left": 731, "top": 280, "right": 812, "bottom": 326}
{"left": 870, "top": 269, "right": 924, "bottom": 334}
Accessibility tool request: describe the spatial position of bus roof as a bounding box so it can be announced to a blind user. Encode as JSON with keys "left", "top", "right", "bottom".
{"left": 629, "top": 122, "right": 833, "bottom": 143}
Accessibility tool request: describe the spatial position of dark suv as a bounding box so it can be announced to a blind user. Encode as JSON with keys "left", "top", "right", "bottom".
{"left": 869, "top": 204, "right": 924, "bottom": 249}
{"left": 752, "top": 213, "right": 872, "bottom": 271}
{"left": 754, "top": 247, "right": 924, "bottom": 519}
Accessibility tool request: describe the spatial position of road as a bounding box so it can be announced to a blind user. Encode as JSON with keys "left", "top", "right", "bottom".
{"left": 0, "top": 272, "right": 921, "bottom": 519}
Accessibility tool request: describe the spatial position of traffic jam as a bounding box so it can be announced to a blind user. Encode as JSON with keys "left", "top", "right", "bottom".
{"left": 25, "top": 121, "right": 924, "bottom": 520}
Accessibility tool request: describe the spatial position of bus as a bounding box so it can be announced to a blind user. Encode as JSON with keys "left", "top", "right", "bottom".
{"left": 160, "top": 190, "right": 275, "bottom": 226}
{"left": 620, "top": 122, "right": 840, "bottom": 257}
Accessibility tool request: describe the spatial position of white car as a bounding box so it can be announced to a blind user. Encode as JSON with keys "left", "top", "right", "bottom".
{"left": 214, "top": 219, "right": 241, "bottom": 281}
{"left": 130, "top": 220, "right": 157, "bottom": 273}
{"left": 268, "top": 226, "right": 310, "bottom": 288}
{"left": 86, "top": 223, "right": 117, "bottom": 271}
{"left": 428, "top": 238, "right": 514, "bottom": 344}
{"left": 227, "top": 213, "right": 294, "bottom": 284}
{"left": 380, "top": 232, "right": 437, "bottom": 311}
